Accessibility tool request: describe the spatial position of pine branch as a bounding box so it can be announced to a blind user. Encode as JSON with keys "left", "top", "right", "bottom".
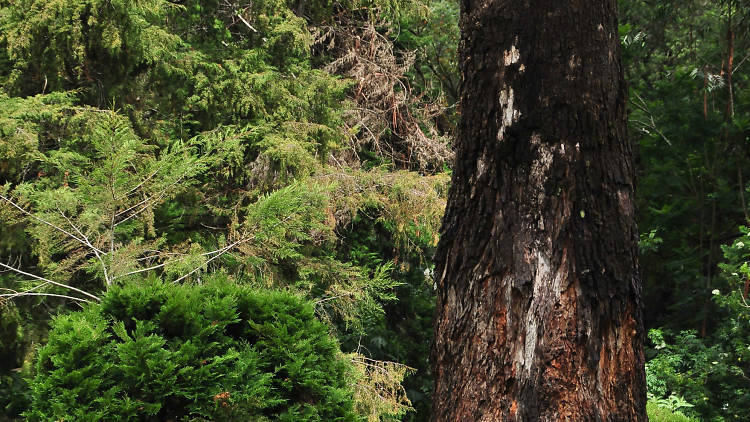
{"left": 172, "top": 236, "right": 253, "bottom": 284}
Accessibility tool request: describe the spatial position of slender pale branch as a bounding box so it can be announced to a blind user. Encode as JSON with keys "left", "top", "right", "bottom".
{"left": 0, "top": 194, "right": 105, "bottom": 255}
{"left": 172, "top": 237, "right": 250, "bottom": 284}
{"left": 113, "top": 243, "right": 239, "bottom": 281}
{"left": 237, "top": 13, "right": 258, "bottom": 32}
{"left": 0, "top": 262, "right": 101, "bottom": 301}
{"left": 115, "top": 165, "right": 162, "bottom": 201}
{"left": 114, "top": 174, "right": 187, "bottom": 218}
{"left": 172, "top": 210, "right": 300, "bottom": 284}
{"left": 315, "top": 294, "right": 345, "bottom": 305}
{"left": 112, "top": 262, "right": 168, "bottom": 280}
{"left": 59, "top": 211, "right": 111, "bottom": 285}
{"left": 113, "top": 174, "right": 188, "bottom": 226}
{"left": 630, "top": 91, "right": 672, "bottom": 146}
{"left": 0, "top": 292, "right": 93, "bottom": 303}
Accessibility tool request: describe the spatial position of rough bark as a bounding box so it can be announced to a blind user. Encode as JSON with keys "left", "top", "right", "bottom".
{"left": 431, "top": 1, "right": 646, "bottom": 421}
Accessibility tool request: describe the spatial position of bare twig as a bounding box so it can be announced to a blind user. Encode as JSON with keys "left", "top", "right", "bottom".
{"left": 315, "top": 294, "right": 345, "bottom": 305}
{"left": 112, "top": 262, "right": 169, "bottom": 281}
{"left": 630, "top": 91, "right": 672, "bottom": 146}
{"left": 114, "top": 174, "right": 188, "bottom": 226}
{"left": 173, "top": 211, "right": 298, "bottom": 284}
{"left": 236, "top": 13, "right": 258, "bottom": 32}
{"left": 0, "top": 262, "right": 101, "bottom": 302}
{"left": 59, "top": 211, "right": 111, "bottom": 285}
{"left": 113, "top": 243, "right": 240, "bottom": 281}
{"left": 115, "top": 165, "right": 162, "bottom": 201}
{"left": 172, "top": 237, "right": 252, "bottom": 284}
{"left": 0, "top": 194, "right": 105, "bottom": 255}
{"left": 0, "top": 292, "right": 93, "bottom": 303}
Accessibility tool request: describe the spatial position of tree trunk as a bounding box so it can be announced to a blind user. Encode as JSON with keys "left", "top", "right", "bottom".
{"left": 431, "top": 1, "right": 646, "bottom": 421}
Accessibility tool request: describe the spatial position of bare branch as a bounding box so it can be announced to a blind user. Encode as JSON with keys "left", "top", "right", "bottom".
{"left": 115, "top": 165, "right": 162, "bottom": 201}
{"left": 172, "top": 237, "right": 251, "bottom": 284}
{"left": 113, "top": 242, "right": 241, "bottom": 281}
{"left": 172, "top": 211, "right": 297, "bottom": 284}
{"left": 112, "top": 261, "right": 168, "bottom": 280}
{"left": 0, "top": 194, "right": 105, "bottom": 255}
{"left": 0, "top": 292, "right": 93, "bottom": 304}
{"left": 114, "top": 174, "right": 188, "bottom": 226}
{"left": 0, "top": 262, "right": 101, "bottom": 302}
{"left": 315, "top": 294, "right": 345, "bottom": 305}
{"left": 236, "top": 13, "right": 258, "bottom": 32}
{"left": 629, "top": 91, "right": 672, "bottom": 147}
{"left": 59, "top": 210, "right": 111, "bottom": 285}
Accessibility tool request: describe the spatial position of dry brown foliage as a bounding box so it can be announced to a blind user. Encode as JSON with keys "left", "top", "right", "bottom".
{"left": 313, "top": 17, "right": 452, "bottom": 172}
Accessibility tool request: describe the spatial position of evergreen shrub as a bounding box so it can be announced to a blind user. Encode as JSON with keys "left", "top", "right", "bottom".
{"left": 26, "top": 278, "right": 361, "bottom": 421}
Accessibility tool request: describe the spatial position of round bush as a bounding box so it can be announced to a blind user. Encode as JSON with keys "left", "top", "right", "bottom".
{"left": 26, "top": 279, "right": 362, "bottom": 421}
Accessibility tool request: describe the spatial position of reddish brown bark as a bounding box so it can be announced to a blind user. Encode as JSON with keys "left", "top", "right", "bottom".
{"left": 431, "top": 1, "right": 646, "bottom": 420}
{"left": 726, "top": 8, "right": 734, "bottom": 119}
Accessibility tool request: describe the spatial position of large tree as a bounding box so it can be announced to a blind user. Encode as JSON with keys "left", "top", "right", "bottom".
{"left": 431, "top": 1, "right": 646, "bottom": 420}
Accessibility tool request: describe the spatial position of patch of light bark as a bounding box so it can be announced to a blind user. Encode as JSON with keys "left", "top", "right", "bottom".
{"left": 503, "top": 45, "right": 520, "bottom": 66}
{"left": 497, "top": 85, "right": 522, "bottom": 141}
{"left": 476, "top": 156, "right": 487, "bottom": 179}
{"left": 529, "top": 133, "right": 553, "bottom": 204}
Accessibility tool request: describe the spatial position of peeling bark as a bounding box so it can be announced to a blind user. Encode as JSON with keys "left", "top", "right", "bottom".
{"left": 431, "top": 1, "right": 646, "bottom": 420}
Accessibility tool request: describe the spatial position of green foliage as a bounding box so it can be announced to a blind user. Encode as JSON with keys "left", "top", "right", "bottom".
{"left": 348, "top": 354, "right": 414, "bottom": 421}
{"left": 397, "top": 0, "right": 459, "bottom": 107}
{"left": 0, "top": 92, "right": 78, "bottom": 184}
{"left": 1, "top": 100, "right": 206, "bottom": 293}
{"left": 0, "top": 301, "right": 31, "bottom": 419}
{"left": 646, "top": 326, "right": 750, "bottom": 421}
{"left": 1, "top": 0, "right": 178, "bottom": 97}
{"left": 0, "top": 0, "right": 452, "bottom": 419}
{"left": 624, "top": 0, "right": 750, "bottom": 418}
{"left": 10, "top": 0, "right": 750, "bottom": 419}
{"left": 26, "top": 278, "right": 362, "bottom": 421}
{"left": 622, "top": 0, "right": 750, "bottom": 332}
{"left": 332, "top": 209, "right": 436, "bottom": 421}
{"left": 644, "top": 225, "right": 750, "bottom": 421}
{"left": 324, "top": 168, "right": 448, "bottom": 253}
{"left": 0, "top": 302, "right": 24, "bottom": 373}
{"left": 647, "top": 400, "right": 700, "bottom": 422}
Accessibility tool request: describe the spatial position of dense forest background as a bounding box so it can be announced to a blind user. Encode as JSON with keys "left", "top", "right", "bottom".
{"left": 0, "top": 0, "right": 748, "bottom": 420}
